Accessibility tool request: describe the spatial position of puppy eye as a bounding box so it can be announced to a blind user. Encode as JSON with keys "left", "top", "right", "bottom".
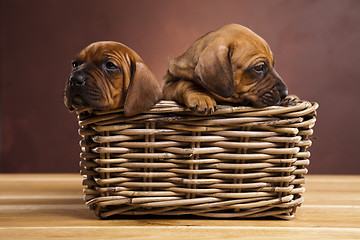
{"left": 253, "top": 64, "right": 265, "bottom": 73}
{"left": 105, "top": 61, "right": 118, "bottom": 70}
{"left": 72, "top": 61, "right": 79, "bottom": 69}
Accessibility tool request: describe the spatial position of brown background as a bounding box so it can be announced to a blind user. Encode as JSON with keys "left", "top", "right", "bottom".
{"left": 1, "top": 0, "right": 359, "bottom": 174}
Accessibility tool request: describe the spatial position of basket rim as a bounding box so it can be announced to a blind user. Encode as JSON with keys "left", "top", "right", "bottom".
{"left": 76, "top": 99, "right": 319, "bottom": 127}
{"left": 77, "top": 99, "right": 318, "bottom": 115}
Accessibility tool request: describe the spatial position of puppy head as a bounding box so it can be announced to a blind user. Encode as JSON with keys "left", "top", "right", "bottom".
{"left": 64, "top": 41, "right": 162, "bottom": 116}
{"left": 173, "top": 24, "right": 288, "bottom": 107}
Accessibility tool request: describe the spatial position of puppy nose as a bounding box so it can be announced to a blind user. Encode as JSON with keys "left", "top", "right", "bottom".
{"left": 281, "top": 88, "right": 288, "bottom": 99}
{"left": 69, "top": 74, "right": 86, "bottom": 86}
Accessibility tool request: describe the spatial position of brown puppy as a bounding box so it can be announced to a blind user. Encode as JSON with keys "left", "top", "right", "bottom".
{"left": 163, "top": 24, "right": 288, "bottom": 113}
{"left": 64, "top": 41, "right": 162, "bottom": 116}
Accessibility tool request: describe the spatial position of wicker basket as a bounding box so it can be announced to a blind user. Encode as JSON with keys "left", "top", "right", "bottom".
{"left": 77, "top": 99, "right": 318, "bottom": 220}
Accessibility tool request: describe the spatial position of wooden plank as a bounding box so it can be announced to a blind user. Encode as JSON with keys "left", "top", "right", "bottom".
{"left": 0, "top": 202, "right": 359, "bottom": 228}
{"left": 0, "top": 174, "right": 359, "bottom": 239}
{"left": 0, "top": 226, "right": 360, "bottom": 240}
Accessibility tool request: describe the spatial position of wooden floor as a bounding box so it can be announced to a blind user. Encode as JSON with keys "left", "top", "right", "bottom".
{"left": 0, "top": 174, "right": 359, "bottom": 239}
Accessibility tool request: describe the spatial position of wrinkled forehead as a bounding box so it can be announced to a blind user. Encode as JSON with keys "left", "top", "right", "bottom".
{"left": 232, "top": 29, "right": 274, "bottom": 65}
{"left": 75, "top": 42, "right": 133, "bottom": 64}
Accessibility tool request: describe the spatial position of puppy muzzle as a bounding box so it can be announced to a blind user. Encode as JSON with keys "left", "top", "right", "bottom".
{"left": 253, "top": 70, "right": 288, "bottom": 107}
{"left": 65, "top": 72, "right": 91, "bottom": 111}
{"left": 271, "top": 69, "right": 288, "bottom": 101}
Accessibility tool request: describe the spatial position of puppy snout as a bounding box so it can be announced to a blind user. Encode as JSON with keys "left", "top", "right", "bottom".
{"left": 69, "top": 73, "right": 87, "bottom": 87}
{"left": 277, "top": 80, "right": 288, "bottom": 100}
{"left": 280, "top": 87, "right": 288, "bottom": 100}
{"left": 272, "top": 70, "right": 288, "bottom": 100}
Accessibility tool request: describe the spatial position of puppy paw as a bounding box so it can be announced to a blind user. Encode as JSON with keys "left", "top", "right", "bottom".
{"left": 281, "top": 95, "right": 300, "bottom": 106}
{"left": 184, "top": 92, "right": 217, "bottom": 114}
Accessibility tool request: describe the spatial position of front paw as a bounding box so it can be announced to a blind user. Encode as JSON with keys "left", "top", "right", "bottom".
{"left": 184, "top": 92, "right": 217, "bottom": 114}
{"left": 281, "top": 95, "right": 300, "bottom": 106}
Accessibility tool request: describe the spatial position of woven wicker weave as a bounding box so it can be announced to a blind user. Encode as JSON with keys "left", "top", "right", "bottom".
{"left": 77, "top": 99, "right": 318, "bottom": 220}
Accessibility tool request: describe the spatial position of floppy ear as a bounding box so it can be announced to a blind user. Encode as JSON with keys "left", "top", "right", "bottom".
{"left": 124, "top": 62, "right": 162, "bottom": 116}
{"left": 194, "top": 45, "right": 234, "bottom": 98}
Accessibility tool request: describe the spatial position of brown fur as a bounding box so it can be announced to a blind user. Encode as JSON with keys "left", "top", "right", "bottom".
{"left": 64, "top": 41, "right": 162, "bottom": 116}
{"left": 163, "top": 24, "right": 288, "bottom": 113}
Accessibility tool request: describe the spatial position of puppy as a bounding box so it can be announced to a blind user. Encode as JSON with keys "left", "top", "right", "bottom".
{"left": 163, "top": 24, "right": 288, "bottom": 113}
{"left": 64, "top": 41, "right": 162, "bottom": 116}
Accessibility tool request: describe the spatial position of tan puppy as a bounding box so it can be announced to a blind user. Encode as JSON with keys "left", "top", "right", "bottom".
{"left": 163, "top": 24, "right": 288, "bottom": 113}
{"left": 64, "top": 41, "right": 162, "bottom": 116}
